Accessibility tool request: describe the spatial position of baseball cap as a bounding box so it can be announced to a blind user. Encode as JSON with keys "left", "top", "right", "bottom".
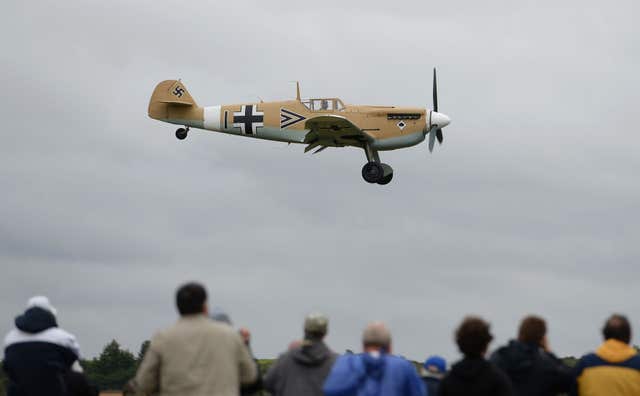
{"left": 424, "top": 355, "right": 447, "bottom": 373}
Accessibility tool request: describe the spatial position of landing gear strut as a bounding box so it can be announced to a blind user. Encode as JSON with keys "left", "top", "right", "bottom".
{"left": 361, "top": 143, "right": 394, "bottom": 185}
{"left": 175, "top": 127, "right": 189, "bottom": 140}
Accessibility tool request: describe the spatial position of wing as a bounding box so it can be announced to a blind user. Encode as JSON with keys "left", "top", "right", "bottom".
{"left": 303, "top": 115, "right": 371, "bottom": 154}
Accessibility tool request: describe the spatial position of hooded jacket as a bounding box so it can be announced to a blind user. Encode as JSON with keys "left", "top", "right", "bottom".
{"left": 490, "top": 340, "right": 574, "bottom": 396}
{"left": 264, "top": 340, "right": 337, "bottom": 396}
{"left": 572, "top": 339, "right": 640, "bottom": 396}
{"left": 3, "top": 307, "right": 80, "bottom": 396}
{"left": 322, "top": 351, "right": 425, "bottom": 396}
{"left": 439, "top": 357, "right": 513, "bottom": 396}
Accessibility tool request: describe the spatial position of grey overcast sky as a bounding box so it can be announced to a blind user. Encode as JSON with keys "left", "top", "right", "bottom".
{"left": 1, "top": 0, "right": 639, "bottom": 363}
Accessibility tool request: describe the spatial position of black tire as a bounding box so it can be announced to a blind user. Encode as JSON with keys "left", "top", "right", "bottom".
{"left": 377, "top": 163, "right": 393, "bottom": 185}
{"left": 378, "top": 173, "right": 393, "bottom": 185}
{"left": 362, "top": 162, "right": 384, "bottom": 183}
{"left": 175, "top": 128, "right": 188, "bottom": 140}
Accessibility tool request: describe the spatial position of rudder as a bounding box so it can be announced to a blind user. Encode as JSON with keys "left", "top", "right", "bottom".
{"left": 148, "top": 80, "right": 198, "bottom": 120}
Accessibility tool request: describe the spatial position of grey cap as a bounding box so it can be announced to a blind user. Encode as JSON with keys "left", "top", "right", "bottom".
{"left": 304, "top": 312, "right": 329, "bottom": 334}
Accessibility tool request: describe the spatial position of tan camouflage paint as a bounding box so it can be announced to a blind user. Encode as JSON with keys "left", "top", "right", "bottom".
{"left": 148, "top": 80, "right": 429, "bottom": 145}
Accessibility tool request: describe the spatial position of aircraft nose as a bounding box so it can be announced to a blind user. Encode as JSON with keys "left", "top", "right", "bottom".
{"left": 431, "top": 111, "right": 450, "bottom": 128}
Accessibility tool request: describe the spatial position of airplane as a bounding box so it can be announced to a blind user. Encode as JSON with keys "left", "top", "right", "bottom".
{"left": 147, "top": 69, "right": 450, "bottom": 185}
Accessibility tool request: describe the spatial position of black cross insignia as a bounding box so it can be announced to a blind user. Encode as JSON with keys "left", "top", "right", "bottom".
{"left": 233, "top": 105, "right": 264, "bottom": 135}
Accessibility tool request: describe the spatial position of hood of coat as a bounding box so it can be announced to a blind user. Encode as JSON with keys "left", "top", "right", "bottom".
{"left": 292, "top": 341, "right": 333, "bottom": 366}
{"left": 449, "top": 357, "right": 493, "bottom": 382}
{"left": 494, "top": 340, "right": 540, "bottom": 380}
{"left": 15, "top": 307, "right": 58, "bottom": 334}
{"left": 596, "top": 339, "right": 638, "bottom": 363}
{"left": 360, "top": 351, "right": 387, "bottom": 380}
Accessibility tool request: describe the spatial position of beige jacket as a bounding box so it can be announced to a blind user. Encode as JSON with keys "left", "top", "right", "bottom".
{"left": 133, "top": 315, "right": 257, "bottom": 396}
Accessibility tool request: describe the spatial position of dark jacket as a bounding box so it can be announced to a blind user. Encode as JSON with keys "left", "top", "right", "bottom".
{"left": 241, "top": 356, "right": 263, "bottom": 396}
{"left": 422, "top": 373, "right": 442, "bottom": 396}
{"left": 490, "top": 340, "right": 574, "bottom": 396}
{"left": 323, "top": 351, "right": 425, "bottom": 396}
{"left": 3, "top": 307, "right": 80, "bottom": 396}
{"left": 64, "top": 371, "right": 99, "bottom": 396}
{"left": 264, "top": 340, "right": 337, "bottom": 396}
{"left": 439, "top": 357, "right": 513, "bottom": 396}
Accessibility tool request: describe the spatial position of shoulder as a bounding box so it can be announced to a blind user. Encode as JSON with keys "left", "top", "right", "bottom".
{"left": 490, "top": 345, "right": 508, "bottom": 361}
{"left": 574, "top": 352, "right": 602, "bottom": 375}
{"left": 4, "top": 327, "right": 79, "bottom": 355}
{"left": 4, "top": 328, "right": 19, "bottom": 347}
{"left": 334, "top": 353, "right": 360, "bottom": 369}
{"left": 387, "top": 355, "right": 419, "bottom": 373}
{"left": 488, "top": 360, "right": 511, "bottom": 385}
{"left": 272, "top": 350, "right": 295, "bottom": 366}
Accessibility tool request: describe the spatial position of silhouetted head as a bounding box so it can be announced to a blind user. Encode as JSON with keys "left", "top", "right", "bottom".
{"left": 455, "top": 316, "right": 493, "bottom": 358}
{"left": 362, "top": 321, "right": 392, "bottom": 352}
{"left": 304, "top": 312, "right": 329, "bottom": 342}
{"left": 176, "top": 282, "right": 207, "bottom": 316}
{"left": 602, "top": 314, "right": 631, "bottom": 344}
{"left": 518, "top": 315, "right": 547, "bottom": 345}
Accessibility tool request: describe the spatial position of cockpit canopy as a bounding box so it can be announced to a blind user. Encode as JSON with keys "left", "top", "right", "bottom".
{"left": 302, "top": 98, "right": 345, "bottom": 112}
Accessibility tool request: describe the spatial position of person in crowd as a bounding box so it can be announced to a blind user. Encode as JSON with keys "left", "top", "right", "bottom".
{"left": 264, "top": 313, "right": 337, "bottom": 396}
{"left": 490, "top": 315, "right": 573, "bottom": 396}
{"left": 288, "top": 339, "right": 303, "bottom": 350}
{"left": 63, "top": 370, "right": 99, "bottom": 396}
{"left": 125, "top": 282, "right": 257, "bottom": 396}
{"left": 211, "top": 306, "right": 263, "bottom": 396}
{"left": 323, "top": 321, "right": 425, "bottom": 396}
{"left": 3, "top": 296, "right": 94, "bottom": 396}
{"left": 440, "top": 316, "right": 513, "bottom": 396}
{"left": 573, "top": 314, "right": 640, "bottom": 396}
{"left": 420, "top": 355, "right": 446, "bottom": 396}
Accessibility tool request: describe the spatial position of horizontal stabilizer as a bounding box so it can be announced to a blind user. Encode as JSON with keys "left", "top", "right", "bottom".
{"left": 158, "top": 99, "right": 194, "bottom": 106}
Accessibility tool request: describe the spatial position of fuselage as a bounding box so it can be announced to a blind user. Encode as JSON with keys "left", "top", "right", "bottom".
{"left": 148, "top": 81, "right": 433, "bottom": 151}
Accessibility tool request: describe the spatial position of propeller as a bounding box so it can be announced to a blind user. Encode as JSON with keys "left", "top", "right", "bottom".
{"left": 427, "top": 68, "right": 450, "bottom": 152}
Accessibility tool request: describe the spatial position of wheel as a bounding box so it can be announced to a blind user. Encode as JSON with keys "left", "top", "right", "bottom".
{"left": 377, "top": 163, "right": 394, "bottom": 185}
{"left": 175, "top": 128, "right": 188, "bottom": 140}
{"left": 362, "top": 162, "right": 384, "bottom": 183}
{"left": 378, "top": 173, "right": 393, "bottom": 185}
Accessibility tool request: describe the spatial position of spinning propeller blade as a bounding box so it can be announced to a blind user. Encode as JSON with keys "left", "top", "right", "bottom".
{"left": 427, "top": 68, "right": 450, "bottom": 153}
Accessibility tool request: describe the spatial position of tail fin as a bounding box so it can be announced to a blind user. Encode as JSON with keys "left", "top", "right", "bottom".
{"left": 148, "top": 80, "right": 198, "bottom": 120}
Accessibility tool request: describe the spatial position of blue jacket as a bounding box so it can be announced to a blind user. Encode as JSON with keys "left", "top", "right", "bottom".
{"left": 323, "top": 352, "right": 426, "bottom": 396}
{"left": 3, "top": 307, "right": 80, "bottom": 396}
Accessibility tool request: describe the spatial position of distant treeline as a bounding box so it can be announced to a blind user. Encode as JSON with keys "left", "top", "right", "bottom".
{"left": 0, "top": 339, "right": 584, "bottom": 393}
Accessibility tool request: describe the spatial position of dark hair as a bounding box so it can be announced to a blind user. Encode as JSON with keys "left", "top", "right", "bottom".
{"left": 176, "top": 282, "right": 207, "bottom": 315}
{"left": 518, "top": 315, "right": 547, "bottom": 345}
{"left": 455, "top": 316, "right": 493, "bottom": 358}
{"left": 602, "top": 314, "right": 631, "bottom": 344}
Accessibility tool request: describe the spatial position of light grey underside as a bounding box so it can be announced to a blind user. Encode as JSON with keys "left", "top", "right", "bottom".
{"left": 162, "top": 119, "right": 425, "bottom": 150}
{"left": 371, "top": 130, "right": 426, "bottom": 151}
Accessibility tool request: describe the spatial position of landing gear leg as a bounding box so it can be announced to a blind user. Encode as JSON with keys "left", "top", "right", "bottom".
{"left": 175, "top": 127, "right": 189, "bottom": 140}
{"left": 361, "top": 143, "right": 394, "bottom": 185}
